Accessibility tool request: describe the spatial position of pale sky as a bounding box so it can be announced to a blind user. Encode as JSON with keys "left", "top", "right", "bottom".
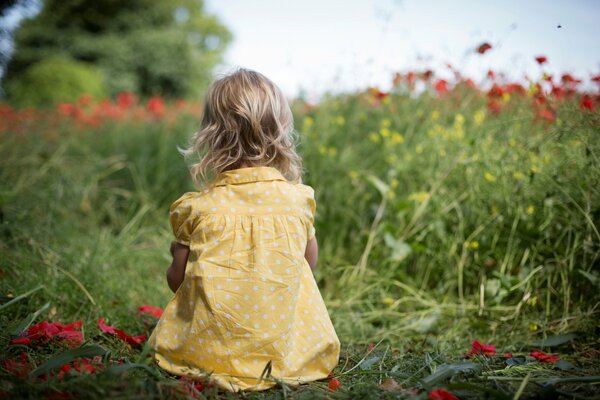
{"left": 206, "top": 0, "right": 600, "bottom": 99}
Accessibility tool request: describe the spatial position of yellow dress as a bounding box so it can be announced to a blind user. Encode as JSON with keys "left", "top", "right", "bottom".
{"left": 148, "top": 166, "right": 340, "bottom": 392}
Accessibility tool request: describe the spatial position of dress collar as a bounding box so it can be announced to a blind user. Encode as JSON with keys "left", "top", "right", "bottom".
{"left": 214, "top": 166, "right": 287, "bottom": 186}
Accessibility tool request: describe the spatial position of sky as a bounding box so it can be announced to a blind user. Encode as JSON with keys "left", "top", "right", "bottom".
{"left": 205, "top": 0, "right": 600, "bottom": 99}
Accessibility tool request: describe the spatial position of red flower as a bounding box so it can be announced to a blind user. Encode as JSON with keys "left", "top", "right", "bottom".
{"left": 117, "top": 92, "right": 137, "bottom": 109}
{"left": 78, "top": 95, "right": 93, "bottom": 107}
{"left": 434, "top": 79, "right": 448, "bottom": 94}
{"left": 531, "top": 351, "right": 560, "bottom": 363}
{"left": 147, "top": 96, "right": 165, "bottom": 118}
{"left": 505, "top": 83, "right": 526, "bottom": 95}
{"left": 487, "top": 69, "right": 495, "bottom": 80}
{"left": 536, "top": 109, "right": 556, "bottom": 123}
{"left": 591, "top": 74, "right": 600, "bottom": 83}
{"left": 179, "top": 375, "right": 206, "bottom": 398}
{"left": 561, "top": 74, "right": 581, "bottom": 85}
{"left": 328, "top": 378, "right": 342, "bottom": 391}
{"left": 429, "top": 388, "right": 459, "bottom": 400}
{"left": 504, "top": 353, "right": 513, "bottom": 358}
{"left": 98, "top": 318, "right": 147, "bottom": 347}
{"left": 579, "top": 95, "right": 594, "bottom": 112}
{"left": 1, "top": 351, "right": 30, "bottom": 378}
{"left": 487, "top": 100, "right": 501, "bottom": 115}
{"left": 476, "top": 42, "right": 492, "bottom": 54}
{"left": 535, "top": 56, "right": 547, "bottom": 65}
{"left": 465, "top": 340, "right": 496, "bottom": 358}
{"left": 10, "top": 320, "right": 83, "bottom": 348}
{"left": 138, "top": 305, "right": 163, "bottom": 318}
{"left": 487, "top": 84, "right": 504, "bottom": 99}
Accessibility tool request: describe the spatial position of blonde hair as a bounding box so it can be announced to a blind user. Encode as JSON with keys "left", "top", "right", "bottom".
{"left": 179, "top": 68, "right": 303, "bottom": 188}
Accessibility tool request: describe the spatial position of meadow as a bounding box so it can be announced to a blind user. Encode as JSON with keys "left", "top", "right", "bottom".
{"left": 1, "top": 69, "right": 599, "bottom": 399}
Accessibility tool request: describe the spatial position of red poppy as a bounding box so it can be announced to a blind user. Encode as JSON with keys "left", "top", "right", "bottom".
{"left": 592, "top": 74, "right": 600, "bottom": 83}
{"left": 505, "top": 83, "right": 526, "bottom": 95}
{"left": 1, "top": 351, "right": 30, "bottom": 378}
{"left": 429, "top": 388, "right": 459, "bottom": 400}
{"left": 98, "top": 318, "right": 147, "bottom": 347}
{"left": 465, "top": 340, "right": 496, "bottom": 358}
{"left": 504, "top": 353, "right": 513, "bottom": 358}
{"left": 536, "top": 109, "right": 556, "bottom": 123}
{"left": 117, "top": 92, "right": 137, "bottom": 109}
{"left": 406, "top": 71, "right": 416, "bottom": 89}
{"left": 561, "top": 74, "right": 581, "bottom": 84}
{"left": 535, "top": 56, "right": 547, "bottom": 65}
{"left": 531, "top": 351, "right": 560, "bottom": 363}
{"left": 488, "top": 84, "right": 504, "bottom": 98}
{"left": 487, "top": 69, "right": 495, "bottom": 80}
{"left": 138, "top": 305, "right": 163, "bottom": 318}
{"left": 10, "top": 320, "right": 83, "bottom": 348}
{"left": 328, "top": 378, "right": 342, "bottom": 391}
{"left": 476, "top": 42, "right": 492, "bottom": 54}
{"left": 580, "top": 95, "right": 595, "bottom": 112}
{"left": 487, "top": 100, "right": 501, "bottom": 115}
{"left": 434, "top": 79, "right": 448, "bottom": 94}
{"left": 78, "top": 95, "right": 93, "bottom": 107}
{"left": 147, "top": 96, "right": 165, "bottom": 118}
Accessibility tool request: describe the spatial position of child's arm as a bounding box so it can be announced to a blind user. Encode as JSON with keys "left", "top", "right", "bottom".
{"left": 304, "top": 236, "right": 318, "bottom": 270}
{"left": 166, "top": 241, "right": 190, "bottom": 293}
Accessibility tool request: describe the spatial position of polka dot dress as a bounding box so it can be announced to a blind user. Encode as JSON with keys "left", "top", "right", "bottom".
{"left": 148, "top": 166, "right": 340, "bottom": 392}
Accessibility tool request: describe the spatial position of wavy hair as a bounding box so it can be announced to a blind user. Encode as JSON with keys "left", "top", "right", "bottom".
{"left": 178, "top": 68, "right": 303, "bottom": 189}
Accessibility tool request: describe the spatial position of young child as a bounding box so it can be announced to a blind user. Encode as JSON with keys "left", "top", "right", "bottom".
{"left": 147, "top": 68, "right": 340, "bottom": 392}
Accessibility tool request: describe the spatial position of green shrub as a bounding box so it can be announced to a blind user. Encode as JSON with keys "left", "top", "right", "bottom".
{"left": 7, "top": 56, "right": 107, "bottom": 107}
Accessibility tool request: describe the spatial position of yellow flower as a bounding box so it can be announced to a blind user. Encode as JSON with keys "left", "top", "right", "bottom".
{"left": 513, "top": 171, "right": 525, "bottom": 181}
{"left": 380, "top": 127, "right": 390, "bottom": 138}
{"left": 382, "top": 297, "right": 394, "bottom": 306}
{"left": 390, "top": 133, "right": 404, "bottom": 144}
{"left": 501, "top": 92, "right": 511, "bottom": 103}
{"left": 369, "top": 132, "right": 380, "bottom": 143}
{"left": 484, "top": 172, "right": 497, "bottom": 182}
{"left": 390, "top": 178, "right": 399, "bottom": 189}
{"left": 473, "top": 110, "right": 485, "bottom": 126}
{"left": 380, "top": 118, "right": 391, "bottom": 128}
{"left": 318, "top": 146, "right": 327, "bottom": 155}
{"left": 454, "top": 114, "right": 465, "bottom": 125}
{"left": 452, "top": 127, "right": 464, "bottom": 140}
{"left": 467, "top": 240, "right": 479, "bottom": 250}
{"left": 529, "top": 323, "right": 538, "bottom": 332}
{"left": 386, "top": 191, "right": 396, "bottom": 200}
{"left": 491, "top": 206, "right": 500, "bottom": 215}
{"left": 385, "top": 154, "right": 398, "bottom": 163}
{"left": 334, "top": 115, "right": 345, "bottom": 126}
{"left": 415, "top": 144, "right": 424, "bottom": 154}
{"left": 526, "top": 205, "right": 535, "bottom": 215}
{"left": 382, "top": 96, "right": 391, "bottom": 105}
{"left": 303, "top": 116, "right": 314, "bottom": 128}
{"left": 508, "top": 138, "right": 516, "bottom": 147}
{"left": 438, "top": 149, "right": 447, "bottom": 157}
{"left": 430, "top": 110, "right": 439, "bottom": 120}
{"left": 349, "top": 170, "right": 359, "bottom": 180}
{"left": 408, "top": 191, "right": 429, "bottom": 203}
{"left": 328, "top": 147, "right": 337, "bottom": 157}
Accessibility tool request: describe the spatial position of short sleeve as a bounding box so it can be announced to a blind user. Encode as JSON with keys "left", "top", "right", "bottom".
{"left": 298, "top": 185, "right": 316, "bottom": 241}
{"left": 169, "top": 192, "right": 198, "bottom": 246}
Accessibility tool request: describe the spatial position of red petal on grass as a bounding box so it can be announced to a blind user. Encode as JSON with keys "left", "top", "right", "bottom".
{"left": 328, "top": 378, "right": 342, "bottom": 391}
{"left": 535, "top": 56, "right": 547, "bottom": 65}
{"left": 465, "top": 340, "right": 496, "bottom": 358}
{"left": 98, "top": 318, "right": 119, "bottom": 334}
{"left": 476, "top": 42, "right": 492, "bottom": 54}
{"left": 531, "top": 350, "right": 560, "bottom": 363}
{"left": 98, "top": 318, "right": 146, "bottom": 347}
{"left": 429, "top": 388, "right": 459, "bottom": 400}
{"left": 9, "top": 337, "right": 32, "bottom": 346}
{"left": 54, "top": 331, "right": 84, "bottom": 347}
{"left": 1, "top": 351, "right": 30, "bottom": 378}
{"left": 125, "top": 334, "right": 147, "bottom": 346}
{"left": 138, "top": 305, "right": 163, "bottom": 318}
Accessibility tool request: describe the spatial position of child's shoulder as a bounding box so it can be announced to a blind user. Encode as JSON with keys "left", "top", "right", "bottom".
{"left": 169, "top": 191, "right": 207, "bottom": 213}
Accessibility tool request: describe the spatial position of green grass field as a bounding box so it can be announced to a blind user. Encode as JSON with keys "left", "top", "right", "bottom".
{"left": 1, "top": 79, "right": 599, "bottom": 399}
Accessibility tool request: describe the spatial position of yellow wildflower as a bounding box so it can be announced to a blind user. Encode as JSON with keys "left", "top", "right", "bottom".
{"left": 390, "top": 178, "right": 399, "bottom": 189}
{"left": 439, "top": 149, "right": 447, "bottom": 157}
{"left": 512, "top": 171, "right": 525, "bottom": 181}
{"left": 385, "top": 154, "right": 398, "bottom": 163}
{"left": 491, "top": 206, "right": 500, "bottom": 215}
{"left": 430, "top": 110, "right": 440, "bottom": 120}
{"left": 334, "top": 115, "right": 345, "bottom": 126}
{"left": 408, "top": 191, "right": 429, "bottom": 203}
{"left": 526, "top": 205, "right": 535, "bottom": 215}
{"left": 508, "top": 138, "right": 516, "bottom": 147}
{"left": 454, "top": 113, "right": 465, "bottom": 125}
{"left": 349, "top": 170, "right": 359, "bottom": 180}
{"left": 467, "top": 240, "right": 479, "bottom": 250}
{"left": 380, "top": 118, "right": 391, "bottom": 128}
{"left": 473, "top": 110, "right": 485, "bottom": 126}
{"left": 369, "top": 132, "right": 380, "bottom": 143}
{"left": 484, "top": 172, "right": 497, "bottom": 182}
{"left": 501, "top": 92, "right": 510, "bottom": 103}
{"left": 529, "top": 323, "right": 538, "bottom": 332}
{"left": 303, "top": 116, "right": 314, "bottom": 128}
{"left": 390, "top": 132, "right": 404, "bottom": 144}
{"left": 380, "top": 127, "right": 390, "bottom": 138}
{"left": 328, "top": 147, "right": 337, "bottom": 157}
{"left": 382, "top": 297, "right": 394, "bottom": 306}
{"left": 318, "top": 146, "right": 327, "bottom": 155}
{"left": 415, "top": 144, "right": 424, "bottom": 154}
{"left": 387, "top": 191, "right": 396, "bottom": 200}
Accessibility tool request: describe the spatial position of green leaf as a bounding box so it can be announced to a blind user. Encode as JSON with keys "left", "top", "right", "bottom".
{"left": 530, "top": 333, "right": 576, "bottom": 347}
{"left": 384, "top": 233, "right": 412, "bottom": 262}
{"left": 29, "top": 345, "right": 109, "bottom": 378}
{"left": 366, "top": 175, "right": 389, "bottom": 197}
{"left": 359, "top": 355, "right": 381, "bottom": 370}
{"left": 422, "top": 362, "right": 481, "bottom": 388}
{"left": 554, "top": 359, "right": 575, "bottom": 370}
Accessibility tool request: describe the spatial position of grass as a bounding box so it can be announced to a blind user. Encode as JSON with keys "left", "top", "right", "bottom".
{"left": 1, "top": 78, "right": 599, "bottom": 398}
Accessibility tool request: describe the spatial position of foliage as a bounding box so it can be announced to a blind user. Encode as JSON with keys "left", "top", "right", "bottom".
{"left": 3, "top": 0, "right": 231, "bottom": 101}
{"left": 6, "top": 56, "right": 107, "bottom": 107}
{"left": 0, "top": 67, "right": 599, "bottom": 398}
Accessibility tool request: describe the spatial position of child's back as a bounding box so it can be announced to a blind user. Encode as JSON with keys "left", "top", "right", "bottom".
{"left": 148, "top": 166, "right": 340, "bottom": 391}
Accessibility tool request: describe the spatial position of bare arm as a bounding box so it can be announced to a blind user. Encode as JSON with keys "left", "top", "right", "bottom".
{"left": 166, "top": 241, "right": 190, "bottom": 293}
{"left": 304, "top": 236, "right": 318, "bottom": 270}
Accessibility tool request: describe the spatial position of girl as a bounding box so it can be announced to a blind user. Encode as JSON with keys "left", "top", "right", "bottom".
{"left": 148, "top": 68, "right": 340, "bottom": 392}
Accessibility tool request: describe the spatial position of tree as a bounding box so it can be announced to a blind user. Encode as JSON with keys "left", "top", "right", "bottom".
{"left": 3, "top": 0, "right": 231, "bottom": 100}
